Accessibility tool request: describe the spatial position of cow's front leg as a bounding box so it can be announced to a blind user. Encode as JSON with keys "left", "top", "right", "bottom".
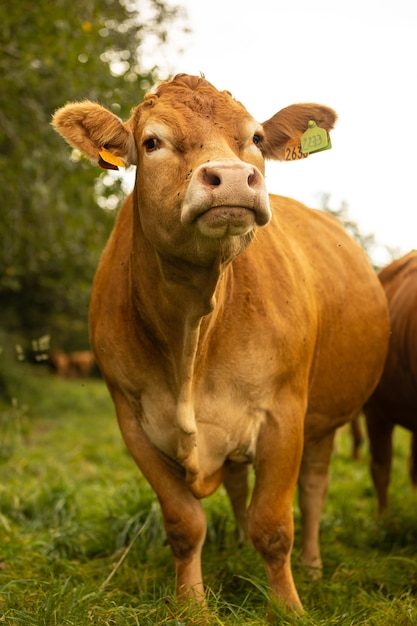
{"left": 158, "top": 481, "right": 207, "bottom": 600}
{"left": 248, "top": 418, "right": 303, "bottom": 611}
{"left": 297, "top": 430, "right": 335, "bottom": 574}
{"left": 113, "top": 392, "right": 207, "bottom": 600}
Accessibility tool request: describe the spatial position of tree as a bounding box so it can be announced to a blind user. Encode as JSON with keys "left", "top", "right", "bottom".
{"left": 0, "top": 0, "right": 187, "bottom": 348}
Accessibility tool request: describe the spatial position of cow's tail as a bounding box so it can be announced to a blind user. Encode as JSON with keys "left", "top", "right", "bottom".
{"left": 410, "top": 432, "right": 417, "bottom": 487}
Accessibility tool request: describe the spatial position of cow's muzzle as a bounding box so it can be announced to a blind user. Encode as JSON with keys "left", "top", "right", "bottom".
{"left": 181, "top": 160, "right": 271, "bottom": 238}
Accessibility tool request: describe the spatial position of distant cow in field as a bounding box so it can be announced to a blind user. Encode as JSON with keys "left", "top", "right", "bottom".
{"left": 364, "top": 250, "right": 417, "bottom": 513}
{"left": 67, "top": 351, "right": 96, "bottom": 378}
{"left": 49, "top": 350, "right": 70, "bottom": 377}
{"left": 52, "top": 74, "right": 388, "bottom": 611}
{"left": 49, "top": 349, "right": 95, "bottom": 378}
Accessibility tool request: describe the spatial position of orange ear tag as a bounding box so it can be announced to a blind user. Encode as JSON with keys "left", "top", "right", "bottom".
{"left": 284, "top": 138, "right": 309, "bottom": 162}
{"left": 99, "top": 148, "right": 125, "bottom": 168}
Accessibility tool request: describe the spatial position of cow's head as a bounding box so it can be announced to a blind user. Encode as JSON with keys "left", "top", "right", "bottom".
{"left": 52, "top": 74, "right": 336, "bottom": 264}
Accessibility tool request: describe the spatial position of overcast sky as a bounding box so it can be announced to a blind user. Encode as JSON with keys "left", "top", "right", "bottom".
{"left": 142, "top": 0, "right": 415, "bottom": 265}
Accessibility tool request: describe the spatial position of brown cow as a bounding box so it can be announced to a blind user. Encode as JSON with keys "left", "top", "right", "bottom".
{"left": 49, "top": 350, "right": 95, "bottom": 378}
{"left": 52, "top": 74, "right": 388, "bottom": 611}
{"left": 49, "top": 349, "right": 70, "bottom": 377}
{"left": 68, "top": 350, "right": 96, "bottom": 378}
{"left": 364, "top": 250, "right": 417, "bottom": 513}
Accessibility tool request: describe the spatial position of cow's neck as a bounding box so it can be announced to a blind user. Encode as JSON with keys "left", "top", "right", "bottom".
{"left": 131, "top": 221, "right": 229, "bottom": 492}
{"left": 131, "top": 240, "right": 225, "bottom": 347}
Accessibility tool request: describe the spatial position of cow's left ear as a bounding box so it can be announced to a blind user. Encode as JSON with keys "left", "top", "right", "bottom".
{"left": 261, "top": 103, "right": 337, "bottom": 161}
{"left": 52, "top": 101, "right": 137, "bottom": 168}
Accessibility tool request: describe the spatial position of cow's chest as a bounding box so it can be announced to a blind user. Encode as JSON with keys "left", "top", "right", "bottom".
{"left": 127, "top": 368, "right": 271, "bottom": 479}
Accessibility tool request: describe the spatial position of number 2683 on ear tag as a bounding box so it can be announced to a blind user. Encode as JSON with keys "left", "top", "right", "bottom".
{"left": 284, "top": 138, "right": 309, "bottom": 161}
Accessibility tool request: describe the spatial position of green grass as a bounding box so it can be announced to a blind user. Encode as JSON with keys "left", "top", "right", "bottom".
{"left": 1, "top": 365, "right": 416, "bottom": 624}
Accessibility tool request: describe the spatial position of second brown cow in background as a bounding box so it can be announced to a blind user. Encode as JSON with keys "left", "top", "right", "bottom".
{"left": 364, "top": 250, "right": 417, "bottom": 512}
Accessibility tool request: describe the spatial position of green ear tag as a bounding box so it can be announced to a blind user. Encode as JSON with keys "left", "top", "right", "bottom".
{"left": 301, "top": 120, "right": 331, "bottom": 155}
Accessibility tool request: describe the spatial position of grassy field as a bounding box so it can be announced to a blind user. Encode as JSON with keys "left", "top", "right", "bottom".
{"left": 1, "top": 366, "right": 416, "bottom": 625}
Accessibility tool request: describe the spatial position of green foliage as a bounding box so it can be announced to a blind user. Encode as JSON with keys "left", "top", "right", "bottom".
{"left": 0, "top": 371, "right": 416, "bottom": 624}
{"left": 0, "top": 0, "right": 187, "bottom": 343}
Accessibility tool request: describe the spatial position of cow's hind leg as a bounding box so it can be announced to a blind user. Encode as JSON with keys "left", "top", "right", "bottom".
{"left": 365, "top": 409, "right": 394, "bottom": 513}
{"left": 350, "top": 414, "right": 364, "bottom": 460}
{"left": 223, "top": 461, "right": 249, "bottom": 541}
{"left": 298, "top": 430, "right": 335, "bottom": 574}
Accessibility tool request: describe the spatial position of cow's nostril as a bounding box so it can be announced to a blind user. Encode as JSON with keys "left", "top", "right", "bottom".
{"left": 203, "top": 169, "right": 221, "bottom": 186}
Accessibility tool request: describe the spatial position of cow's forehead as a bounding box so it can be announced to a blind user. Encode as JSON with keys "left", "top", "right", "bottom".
{"left": 131, "top": 75, "right": 256, "bottom": 137}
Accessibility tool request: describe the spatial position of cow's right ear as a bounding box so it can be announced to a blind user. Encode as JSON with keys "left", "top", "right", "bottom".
{"left": 52, "top": 101, "right": 137, "bottom": 168}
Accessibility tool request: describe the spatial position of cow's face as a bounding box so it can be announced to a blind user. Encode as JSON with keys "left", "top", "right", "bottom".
{"left": 52, "top": 74, "right": 336, "bottom": 264}
{"left": 128, "top": 76, "right": 272, "bottom": 262}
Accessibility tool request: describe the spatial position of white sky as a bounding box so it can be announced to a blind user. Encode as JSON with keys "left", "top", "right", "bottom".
{"left": 145, "top": 0, "right": 417, "bottom": 265}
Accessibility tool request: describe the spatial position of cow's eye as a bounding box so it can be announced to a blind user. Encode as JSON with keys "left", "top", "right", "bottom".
{"left": 143, "top": 137, "right": 159, "bottom": 152}
{"left": 253, "top": 134, "right": 262, "bottom": 146}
